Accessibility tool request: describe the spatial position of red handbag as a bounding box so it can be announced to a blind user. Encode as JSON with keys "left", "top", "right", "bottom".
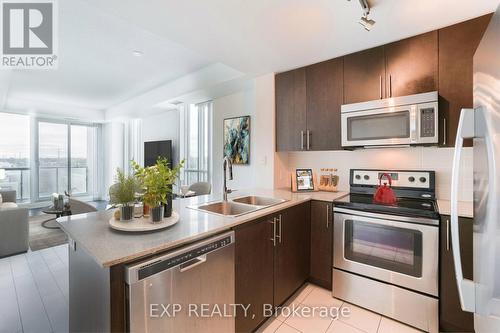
{"left": 373, "top": 173, "right": 397, "bottom": 205}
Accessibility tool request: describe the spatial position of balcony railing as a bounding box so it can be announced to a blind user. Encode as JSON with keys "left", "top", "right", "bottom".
{"left": 0, "top": 167, "right": 88, "bottom": 201}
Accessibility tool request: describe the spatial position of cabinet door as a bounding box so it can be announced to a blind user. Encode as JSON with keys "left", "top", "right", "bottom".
{"left": 235, "top": 217, "right": 274, "bottom": 333}
{"left": 275, "top": 69, "right": 307, "bottom": 151}
{"left": 274, "top": 203, "right": 311, "bottom": 306}
{"left": 305, "top": 58, "right": 344, "bottom": 150}
{"left": 343, "top": 46, "right": 386, "bottom": 103}
{"left": 438, "top": 14, "right": 492, "bottom": 147}
{"left": 439, "top": 215, "right": 474, "bottom": 332}
{"left": 385, "top": 31, "right": 438, "bottom": 97}
{"left": 309, "top": 201, "right": 333, "bottom": 289}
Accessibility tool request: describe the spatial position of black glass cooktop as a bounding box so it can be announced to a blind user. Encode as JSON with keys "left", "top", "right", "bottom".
{"left": 333, "top": 194, "right": 439, "bottom": 220}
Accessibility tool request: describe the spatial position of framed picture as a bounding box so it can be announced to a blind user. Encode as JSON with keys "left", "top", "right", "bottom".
{"left": 295, "top": 169, "right": 314, "bottom": 191}
{"left": 223, "top": 115, "right": 250, "bottom": 165}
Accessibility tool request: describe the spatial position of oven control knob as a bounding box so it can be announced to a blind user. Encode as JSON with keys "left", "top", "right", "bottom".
{"left": 355, "top": 175, "right": 361, "bottom": 180}
{"left": 408, "top": 176, "right": 415, "bottom": 182}
{"left": 364, "top": 175, "right": 370, "bottom": 180}
{"left": 419, "top": 177, "right": 427, "bottom": 183}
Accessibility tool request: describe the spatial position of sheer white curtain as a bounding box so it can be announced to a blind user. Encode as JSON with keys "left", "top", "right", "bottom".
{"left": 179, "top": 101, "right": 212, "bottom": 186}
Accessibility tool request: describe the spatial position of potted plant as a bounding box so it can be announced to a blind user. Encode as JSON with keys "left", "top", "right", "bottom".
{"left": 132, "top": 158, "right": 183, "bottom": 222}
{"left": 109, "top": 168, "right": 139, "bottom": 221}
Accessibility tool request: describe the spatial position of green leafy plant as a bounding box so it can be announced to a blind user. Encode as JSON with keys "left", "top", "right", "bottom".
{"left": 132, "top": 158, "right": 184, "bottom": 208}
{"left": 109, "top": 168, "right": 139, "bottom": 206}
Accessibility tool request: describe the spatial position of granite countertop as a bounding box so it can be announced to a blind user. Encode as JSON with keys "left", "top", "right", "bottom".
{"left": 57, "top": 189, "right": 348, "bottom": 267}
{"left": 437, "top": 200, "right": 474, "bottom": 219}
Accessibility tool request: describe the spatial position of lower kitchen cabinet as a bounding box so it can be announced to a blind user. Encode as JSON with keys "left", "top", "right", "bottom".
{"left": 234, "top": 216, "right": 274, "bottom": 333}
{"left": 309, "top": 201, "right": 333, "bottom": 289}
{"left": 234, "top": 203, "right": 310, "bottom": 332}
{"left": 440, "top": 215, "right": 474, "bottom": 332}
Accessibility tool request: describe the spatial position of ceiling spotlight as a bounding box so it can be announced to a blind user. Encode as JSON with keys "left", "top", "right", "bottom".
{"left": 348, "top": 0, "right": 376, "bottom": 31}
{"left": 132, "top": 50, "right": 144, "bottom": 57}
{"left": 359, "top": 15, "right": 376, "bottom": 31}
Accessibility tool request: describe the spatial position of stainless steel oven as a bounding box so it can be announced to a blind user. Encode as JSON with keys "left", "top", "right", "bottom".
{"left": 333, "top": 208, "right": 439, "bottom": 296}
{"left": 341, "top": 91, "right": 438, "bottom": 148}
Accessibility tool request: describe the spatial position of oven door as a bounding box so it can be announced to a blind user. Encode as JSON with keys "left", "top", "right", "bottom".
{"left": 341, "top": 105, "right": 416, "bottom": 147}
{"left": 333, "top": 210, "right": 438, "bottom": 296}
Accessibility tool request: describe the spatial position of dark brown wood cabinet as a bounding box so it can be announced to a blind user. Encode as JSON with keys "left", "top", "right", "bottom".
{"left": 274, "top": 203, "right": 311, "bottom": 305}
{"left": 275, "top": 69, "right": 306, "bottom": 151}
{"left": 234, "top": 216, "right": 274, "bottom": 333}
{"left": 309, "top": 201, "right": 333, "bottom": 289}
{"left": 438, "top": 14, "right": 492, "bottom": 147}
{"left": 440, "top": 215, "right": 474, "bottom": 332}
{"left": 343, "top": 46, "right": 386, "bottom": 104}
{"left": 305, "top": 59, "right": 344, "bottom": 150}
{"left": 385, "top": 31, "right": 438, "bottom": 98}
{"left": 235, "top": 203, "right": 310, "bottom": 332}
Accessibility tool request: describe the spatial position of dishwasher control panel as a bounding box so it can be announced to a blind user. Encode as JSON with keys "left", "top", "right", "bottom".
{"left": 136, "top": 235, "right": 233, "bottom": 281}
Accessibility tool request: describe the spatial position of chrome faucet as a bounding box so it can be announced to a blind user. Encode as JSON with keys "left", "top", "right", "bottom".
{"left": 223, "top": 156, "right": 233, "bottom": 201}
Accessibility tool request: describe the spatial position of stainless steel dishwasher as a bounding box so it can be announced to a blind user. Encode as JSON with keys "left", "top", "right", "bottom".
{"left": 125, "top": 231, "right": 235, "bottom": 333}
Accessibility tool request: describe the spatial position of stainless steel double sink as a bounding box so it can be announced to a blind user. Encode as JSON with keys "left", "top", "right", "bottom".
{"left": 188, "top": 195, "right": 288, "bottom": 217}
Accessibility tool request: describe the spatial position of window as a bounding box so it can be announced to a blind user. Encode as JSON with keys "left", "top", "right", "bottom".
{"left": 181, "top": 101, "right": 212, "bottom": 185}
{"left": 37, "top": 120, "right": 98, "bottom": 200}
{"left": 0, "top": 113, "right": 31, "bottom": 201}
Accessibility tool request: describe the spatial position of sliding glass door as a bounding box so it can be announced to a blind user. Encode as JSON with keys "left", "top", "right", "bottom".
{"left": 37, "top": 120, "right": 97, "bottom": 200}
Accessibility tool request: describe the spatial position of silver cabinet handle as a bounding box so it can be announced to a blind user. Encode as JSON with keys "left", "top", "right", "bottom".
{"left": 300, "top": 130, "right": 304, "bottom": 150}
{"left": 443, "top": 118, "right": 447, "bottom": 146}
{"left": 306, "top": 130, "right": 310, "bottom": 150}
{"left": 389, "top": 74, "right": 392, "bottom": 97}
{"left": 379, "top": 76, "right": 383, "bottom": 99}
{"left": 179, "top": 255, "right": 207, "bottom": 272}
{"left": 269, "top": 218, "right": 276, "bottom": 247}
{"left": 276, "top": 214, "right": 282, "bottom": 244}
{"left": 446, "top": 218, "right": 450, "bottom": 251}
{"left": 326, "top": 205, "right": 330, "bottom": 229}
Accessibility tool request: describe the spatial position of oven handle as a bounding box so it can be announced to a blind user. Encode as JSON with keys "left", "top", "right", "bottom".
{"left": 334, "top": 211, "right": 438, "bottom": 233}
{"left": 450, "top": 108, "right": 475, "bottom": 312}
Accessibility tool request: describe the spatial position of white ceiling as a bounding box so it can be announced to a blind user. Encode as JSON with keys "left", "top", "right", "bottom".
{"left": 1, "top": 0, "right": 498, "bottom": 119}
{"left": 1, "top": 0, "right": 214, "bottom": 114}
{"left": 85, "top": 0, "right": 499, "bottom": 75}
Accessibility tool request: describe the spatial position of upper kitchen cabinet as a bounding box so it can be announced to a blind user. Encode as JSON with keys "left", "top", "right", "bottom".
{"left": 275, "top": 69, "right": 307, "bottom": 151}
{"left": 305, "top": 58, "right": 344, "bottom": 151}
{"left": 385, "top": 31, "right": 438, "bottom": 98}
{"left": 438, "top": 14, "right": 492, "bottom": 147}
{"left": 343, "top": 46, "right": 386, "bottom": 104}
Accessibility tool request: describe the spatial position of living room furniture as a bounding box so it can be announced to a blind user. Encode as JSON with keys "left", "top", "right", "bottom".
{"left": 41, "top": 198, "right": 98, "bottom": 229}
{"left": 0, "top": 190, "right": 28, "bottom": 257}
{"left": 69, "top": 198, "right": 98, "bottom": 215}
{"left": 41, "top": 207, "right": 72, "bottom": 229}
{"left": 188, "top": 182, "right": 212, "bottom": 196}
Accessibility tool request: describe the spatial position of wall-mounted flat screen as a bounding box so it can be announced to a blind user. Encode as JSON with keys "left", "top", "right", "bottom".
{"left": 144, "top": 140, "right": 172, "bottom": 167}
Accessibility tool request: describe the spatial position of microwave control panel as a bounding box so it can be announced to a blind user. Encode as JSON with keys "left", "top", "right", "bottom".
{"left": 420, "top": 108, "right": 436, "bottom": 138}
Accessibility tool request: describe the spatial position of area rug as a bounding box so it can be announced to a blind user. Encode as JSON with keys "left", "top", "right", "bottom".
{"left": 29, "top": 214, "right": 68, "bottom": 251}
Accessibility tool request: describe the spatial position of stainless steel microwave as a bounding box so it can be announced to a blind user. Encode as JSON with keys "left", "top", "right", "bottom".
{"left": 341, "top": 91, "right": 439, "bottom": 148}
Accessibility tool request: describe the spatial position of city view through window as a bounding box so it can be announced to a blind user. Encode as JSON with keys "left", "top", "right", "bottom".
{"left": 0, "top": 113, "right": 97, "bottom": 202}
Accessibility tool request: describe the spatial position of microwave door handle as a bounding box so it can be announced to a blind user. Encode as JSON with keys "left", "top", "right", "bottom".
{"left": 450, "top": 108, "right": 475, "bottom": 312}
{"left": 410, "top": 107, "right": 417, "bottom": 142}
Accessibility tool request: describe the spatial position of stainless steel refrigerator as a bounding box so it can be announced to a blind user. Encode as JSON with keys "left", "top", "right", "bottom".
{"left": 452, "top": 3, "right": 500, "bottom": 332}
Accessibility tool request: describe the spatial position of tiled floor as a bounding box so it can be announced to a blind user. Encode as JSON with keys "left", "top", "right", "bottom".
{"left": 256, "top": 284, "right": 423, "bottom": 333}
{"left": 0, "top": 244, "right": 69, "bottom": 333}
{"left": 1, "top": 247, "right": 422, "bottom": 333}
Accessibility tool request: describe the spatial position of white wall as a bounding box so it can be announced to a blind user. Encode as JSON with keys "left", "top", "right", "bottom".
{"left": 212, "top": 87, "right": 256, "bottom": 194}
{"left": 287, "top": 147, "right": 473, "bottom": 202}
{"left": 141, "top": 110, "right": 180, "bottom": 167}
{"left": 102, "top": 121, "right": 125, "bottom": 198}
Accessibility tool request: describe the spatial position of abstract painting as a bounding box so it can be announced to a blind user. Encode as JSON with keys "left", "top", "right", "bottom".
{"left": 223, "top": 115, "right": 250, "bottom": 164}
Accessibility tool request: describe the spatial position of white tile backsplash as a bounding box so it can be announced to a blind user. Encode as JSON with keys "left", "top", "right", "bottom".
{"left": 286, "top": 147, "right": 473, "bottom": 202}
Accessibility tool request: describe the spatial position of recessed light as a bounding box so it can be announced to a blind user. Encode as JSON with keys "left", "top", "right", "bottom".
{"left": 132, "top": 50, "right": 144, "bottom": 57}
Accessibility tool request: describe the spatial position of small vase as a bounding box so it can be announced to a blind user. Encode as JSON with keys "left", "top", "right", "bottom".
{"left": 164, "top": 194, "right": 173, "bottom": 218}
{"left": 151, "top": 206, "right": 163, "bottom": 223}
{"left": 143, "top": 204, "right": 150, "bottom": 217}
{"left": 120, "top": 205, "right": 133, "bottom": 221}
